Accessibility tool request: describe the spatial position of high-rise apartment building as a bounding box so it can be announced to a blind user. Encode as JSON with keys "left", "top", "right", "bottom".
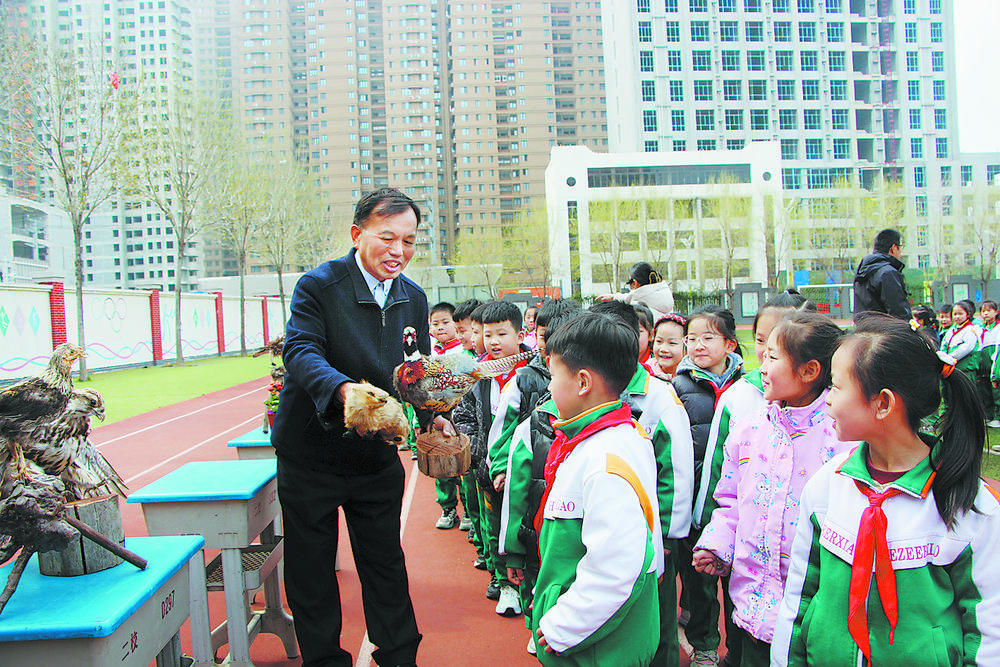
{"left": 602, "top": 0, "right": 1000, "bottom": 283}
{"left": 225, "top": 0, "right": 608, "bottom": 266}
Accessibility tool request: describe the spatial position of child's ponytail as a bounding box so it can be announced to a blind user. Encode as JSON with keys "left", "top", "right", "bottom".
{"left": 847, "top": 313, "right": 984, "bottom": 528}
{"left": 935, "top": 353, "right": 985, "bottom": 527}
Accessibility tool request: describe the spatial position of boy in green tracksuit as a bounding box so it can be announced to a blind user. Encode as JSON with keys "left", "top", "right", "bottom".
{"left": 532, "top": 312, "right": 663, "bottom": 666}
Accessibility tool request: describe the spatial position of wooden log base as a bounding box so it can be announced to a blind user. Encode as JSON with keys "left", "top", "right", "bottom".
{"left": 38, "top": 496, "right": 125, "bottom": 576}
{"left": 414, "top": 431, "right": 471, "bottom": 479}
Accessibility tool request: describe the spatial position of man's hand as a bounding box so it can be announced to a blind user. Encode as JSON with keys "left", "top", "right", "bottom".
{"left": 431, "top": 415, "right": 456, "bottom": 437}
{"left": 493, "top": 472, "right": 506, "bottom": 492}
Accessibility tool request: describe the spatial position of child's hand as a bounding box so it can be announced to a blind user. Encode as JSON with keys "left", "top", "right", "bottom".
{"left": 507, "top": 567, "right": 524, "bottom": 585}
{"left": 692, "top": 548, "right": 730, "bottom": 576}
{"left": 536, "top": 628, "right": 558, "bottom": 654}
{"left": 493, "top": 473, "right": 506, "bottom": 491}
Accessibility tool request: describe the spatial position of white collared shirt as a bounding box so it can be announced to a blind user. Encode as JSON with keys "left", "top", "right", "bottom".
{"left": 354, "top": 251, "right": 393, "bottom": 308}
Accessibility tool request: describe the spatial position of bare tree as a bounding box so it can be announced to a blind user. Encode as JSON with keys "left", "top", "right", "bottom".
{"left": 454, "top": 228, "right": 504, "bottom": 298}
{"left": 588, "top": 196, "right": 641, "bottom": 293}
{"left": 500, "top": 205, "right": 559, "bottom": 297}
{"left": 966, "top": 183, "right": 1000, "bottom": 299}
{"left": 0, "top": 22, "right": 126, "bottom": 380}
{"left": 702, "top": 178, "right": 753, "bottom": 306}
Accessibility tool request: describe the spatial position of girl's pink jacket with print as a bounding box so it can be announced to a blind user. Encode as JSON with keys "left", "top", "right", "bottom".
{"left": 697, "top": 389, "right": 856, "bottom": 643}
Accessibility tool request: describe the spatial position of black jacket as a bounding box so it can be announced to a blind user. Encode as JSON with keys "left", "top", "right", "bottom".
{"left": 853, "top": 252, "right": 911, "bottom": 320}
{"left": 271, "top": 248, "right": 430, "bottom": 474}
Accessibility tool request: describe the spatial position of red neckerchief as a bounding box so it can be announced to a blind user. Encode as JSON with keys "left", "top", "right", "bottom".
{"left": 639, "top": 347, "right": 651, "bottom": 364}
{"left": 712, "top": 378, "right": 736, "bottom": 408}
{"left": 848, "top": 480, "right": 902, "bottom": 663}
{"left": 433, "top": 338, "right": 463, "bottom": 355}
{"left": 532, "top": 403, "right": 634, "bottom": 538}
{"left": 495, "top": 356, "right": 529, "bottom": 392}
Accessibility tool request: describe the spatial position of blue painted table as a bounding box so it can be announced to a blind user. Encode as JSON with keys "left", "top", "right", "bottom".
{"left": 0, "top": 535, "right": 204, "bottom": 667}
{"left": 226, "top": 426, "right": 275, "bottom": 461}
{"left": 129, "top": 460, "right": 296, "bottom": 667}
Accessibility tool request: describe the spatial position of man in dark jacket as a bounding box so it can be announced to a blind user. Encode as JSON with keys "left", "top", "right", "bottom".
{"left": 853, "top": 228, "right": 911, "bottom": 320}
{"left": 271, "top": 188, "right": 427, "bottom": 667}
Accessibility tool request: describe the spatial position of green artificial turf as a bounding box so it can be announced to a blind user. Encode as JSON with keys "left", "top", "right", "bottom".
{"left": 77, "top": 354, "right": 272, "bottom": 425}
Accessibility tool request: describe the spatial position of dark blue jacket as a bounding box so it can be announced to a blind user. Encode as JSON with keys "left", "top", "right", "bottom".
{"left": 271, "top": 248, "right": 430, "bottom": 474}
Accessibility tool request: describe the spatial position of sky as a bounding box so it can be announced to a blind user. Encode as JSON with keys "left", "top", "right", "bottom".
{"left": 955, "top": 0, "right": 1000, "bottom": 153}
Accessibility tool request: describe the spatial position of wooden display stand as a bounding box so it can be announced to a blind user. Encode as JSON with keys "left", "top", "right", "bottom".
{"left": 39, "top": 496, "right": 123, "bottom": 576}
{"left": 414, "top": 431, "right": 471, "bottom": 478}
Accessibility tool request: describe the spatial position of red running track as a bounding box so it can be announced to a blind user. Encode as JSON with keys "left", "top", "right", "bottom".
{"left": 95, "top": 377, "right": 713, "bottom": 667}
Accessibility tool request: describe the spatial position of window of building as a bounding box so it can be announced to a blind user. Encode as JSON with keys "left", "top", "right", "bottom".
{"left": 637, "top": 0, "right": 651, "bottom": 11}
{"left": 697, "top": 139, "right": 717, "bottom": 151}
{"left": 781, "top": 139, "right": 799, "bottom": 159}
{"left": 673, "top": 139, "right": 686, "bottom": 151}
{"left": 721, "top": 21, "right": 739, "bottom": 41}
{"left": 915, "top": 195, "right": 928, "bottom": 217}
{"left": 908, "top": 80, "right": 920, "bottom": 101}
{"left": 932, "top": 51, "right": 944, "bottom": 72}
{"left": 639, "top": 50, "right": 654, "bottom": 72}
{"left": 775, "top": 21, "right": 792, "bottom": 41}
{"left": 801, "top": 51, "right": 818, "bottom": 71}
{"left": 746, "top": 21, "right": 764, "bottom": 41}
{"left": 642, "top": 80, "right": 656, "bottom": 101}
{"left": 745, "top": 0, "right": 762, "bottom": 11}
{"left": 672, "top": 109, "right": 685, "bottom": 131}
{"left": 935, "top": 109, "right": 947, "bottom": 129}
{"left": 829, "top": 51, "right": 846, "bottom": 71}
{"left": 941, "top": 165, "right": 952, "bottom": 186}
{"left": 904, "top": 0, "right": 915, "bottom": 14}
{"left": 670, "top": 80, "right": 683, "bottom": 101}
{"left": 727, "top": 139, "right": 745, "bottom": 150}
{"left": 831, "top": 109, "right": 849, "bottom": 129}
{"left": 833, "top": 138, "right": 850, "bottom": 159}
{"left": 691, "top": 21, "right": 709, "bottom": 41}
{"left": 723, "top": 80, "right": 742, "bottom": 100}
{"left": 664, "top": 21, "right": 680, "bottom": 41}
{"left": 664, "top": 0, "right": 678, "bottom": 10}
{"left": 694, "top": 80, "right": 713, "bottom": 100}
{"left": 802, "top": 79, "right": 820, "bottom": 100}
{"left": 667, "top": 51, "right": 682, "bottom": 71}
{"left": 905, "top": 22, "right": 917, "bottom": 43}
{"left": 638, "top": 21, "right": 652, "bottom": 42}
{"left": 909, "top": 108, "right": 921, "bottom": 129}
{"left": 747, "top": 50, "right": 765, "bottom": 70}
{"left": 931, "top": 23, "right": 943, "bottom": 43}
{"left": 799, "top": 22, "right": 816, "bottom": 42}
{"left": 803, "top": 109, "right": 821, "bottom": 129}
{"left": 830, "top": 80, "right": 848, "bottom": 100}
{"left": 749, "top": 80, "right": 767, "bottom": 100}
{"left": 827, "top": 0, "right": 843, "bottom": 11}
{"left": 776, "top": 50, "right": 794, "bottom": 71}
{"left": 933, "top": 80, "right": 945, "bottom": 100}
{"left": 783, "top": 168, "right": 801, "bottom": 189}
{"left": 692, "top": 51, "right": 712, "bottom": 71}
{"left": 906, "top": 51, "right": 919, "bottom": 72}
{"left": 644, "top": 140, "right": 659, "bottom": 152}
{"left": 722, "top": 50, "right": 741, "bottom": 71}
{"left": 936, "top": 137, "right": 948, "bottom": 159}
{"left": 690, "top": 0, "right": 707, "bottom": 10}
{"left": 696, "top": 109, "right": 715, "bottom": 131}
{"left": 827, "top": 22, "right": 844, "bottom": 42}
{"left": 725, "top": 109, "right": 744, "bottom": 130}
{"left": 943, "top": 196, "right": 954, "bottom": 217}
{"left": 930, "top": 0, "right": 942, "bottom": 13}
{"left": 750, "top": 109, "right": 769, "bottom": 130}
{"left": 805, "top": 138, "right": 823, "bottom": 159}
{"left": 911, "top": 138, "right": 923, "bottom": 159}
{"left": 798, "top": 0, "right": 814, "bottom": 10}
{"left": 914, "top": 166, "right": 926, "bottom": 188}
{"left": 643, "top": 109, "right": 658, "bottom": 131}
{"left": 962, "top": 165, "right": 974, "bottom": 186}
{"left": 778, "top": 80, "right": 796, "bottom": 100}
{"left": 719, "top": 0, "right": 736, "bottom": 10}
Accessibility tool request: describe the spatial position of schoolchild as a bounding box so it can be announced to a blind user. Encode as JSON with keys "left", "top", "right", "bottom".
{"left": 429, "top": 301, "right": 464, "bottom": 356}
{"left": 454, "top": 298, "right": 485, "bottom": 355}
{"left": 940, "top": 299, "right": 979, "bottom": 382}
{"left": 634, "top": 303, "right": 656, "bottom": 372}
{"left": 691, "top": 290, "right": 814, "bottom": 665}
{"left": 693, "top": 312, "right": 854, "bottom": 666}
{"left": 650, "top": 313, "right": 687, "bottom": 381}
{"left": 453, "top": 300, "right": 532, "bottom": 616}
{"left": 671, "top": 305, "right": 744, "bottom": 666}
{"left": 772, "top": 313, "right": 1000, "bottom": 666}
{"left": 910, "top": 304, "right": 939, "bottom": 344}
{"left": 978, "top": 301, "right": 1000, "bottom": 428}
{"left": 523, "top": 305, "right": 539, "bottom": 350}
{"left": 531, "top": 312, "right": 663, "bottom": 666}
{"left": 936, "top": 303, "right": 954, "bottom": 343}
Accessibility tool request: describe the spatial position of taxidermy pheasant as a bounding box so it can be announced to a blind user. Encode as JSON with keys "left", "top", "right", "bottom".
{"left": 0, "top": 344, "right": 86, "bottom": 479}
{"left": 23, "top": 388, "right": 127, "bottom": 500}
{"left": 393, "top": 326, "right": 534, "bottom": 432}
{"left": 343, "top": 381, "right": 411, "bottom": 445}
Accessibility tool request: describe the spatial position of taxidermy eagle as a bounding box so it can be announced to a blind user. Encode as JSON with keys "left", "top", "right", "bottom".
{"left": 343, "top": 381, "right": 410, "bottom": 445}
{"left": 0, "top": 344, "right": 86, "bottom": 478}
{"left": 393, "top": 326, "right": 534, "bottom": 432}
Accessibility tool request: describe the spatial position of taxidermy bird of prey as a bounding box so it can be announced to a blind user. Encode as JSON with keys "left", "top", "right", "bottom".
{"left": 0, "top": 343, "right": 86, "bottom": 478}
{"left": 343, "top": 381, "right": 410, "bottom": 445}
{"left": 393, "top": 326, "right": 534, "bottom": 432}
{"left": 23, "top": 387, "right": 126, "bottom": 500}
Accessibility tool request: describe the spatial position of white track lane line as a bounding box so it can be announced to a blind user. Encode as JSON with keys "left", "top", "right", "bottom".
{"left": 95, "top": 386, "right": 263, "bottom": 449}
{"left": 123, "top": 414, "right": 261, "bottom": 485}
{"left": 354, "top": 458, "right": 420, "bottom": 667}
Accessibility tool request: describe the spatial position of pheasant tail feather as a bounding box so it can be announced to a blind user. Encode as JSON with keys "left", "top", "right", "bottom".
{"left": 476, "top": 350, "right": 535, "bottom": 377}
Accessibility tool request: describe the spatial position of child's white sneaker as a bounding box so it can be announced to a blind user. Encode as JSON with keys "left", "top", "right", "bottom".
{"left": 526, "top": 634, "right": 536, "bottom": 655}
{"left": 495, "top": 585, "right": 521, "bottom": 617}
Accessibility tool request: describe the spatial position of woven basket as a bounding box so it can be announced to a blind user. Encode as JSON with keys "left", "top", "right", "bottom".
{"left": 414, "top": 431, "right": 471, "bottom": 478}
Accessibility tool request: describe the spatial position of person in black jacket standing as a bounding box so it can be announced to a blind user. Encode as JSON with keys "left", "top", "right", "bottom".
{"left": 852, "top": 228, "right": 911, "bottom": 321}
{"left": 271, "top": 188, "right": 429, "bottom": 667}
